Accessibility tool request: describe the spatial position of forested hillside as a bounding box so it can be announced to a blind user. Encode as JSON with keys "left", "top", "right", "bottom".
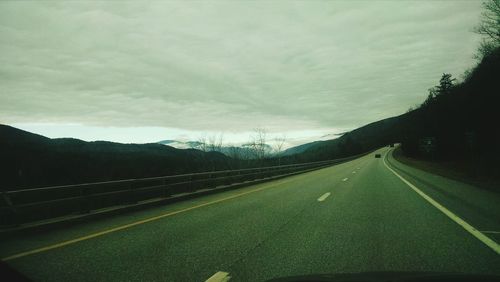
{"left": 293, "top": 47, "right": 499, "bottom": 180}
{"left": 0, "top": 125, "right": 230, "bottom": 190}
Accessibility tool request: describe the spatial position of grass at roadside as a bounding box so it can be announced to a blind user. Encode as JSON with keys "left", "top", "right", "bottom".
{"left": 392, "top": 146, "right": 500, "bottom": 192}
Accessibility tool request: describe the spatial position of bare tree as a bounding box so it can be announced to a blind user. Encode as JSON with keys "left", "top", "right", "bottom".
{"left": 273, "top": 135, "right": 287, "bottom": 166}
{"left": 227, "top": 146, "right": 242, "bottom": 160}
{"left": 197, "top": 133, "right": 224, "bottom": 152}
{"left": 186, "top": 141, "right": 198, "bottom": 149}
{"left": 474, "top": 0, "right": 500, "bottom": 58}
{"left": 207, "top": 133, "right": 223, "bottom": 152}
{"left": 249, "top": 128, "right": 268, "bottom": 161}
{"left": 197, "top": 135, "right": 208, "bottom": 152}
{"left": 475, "top": 0, "right": 500, "bottom": 42}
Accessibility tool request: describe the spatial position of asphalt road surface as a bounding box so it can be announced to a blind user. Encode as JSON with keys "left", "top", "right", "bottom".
{"left": 1, "top": 147, "right": 499, "bottom": 281}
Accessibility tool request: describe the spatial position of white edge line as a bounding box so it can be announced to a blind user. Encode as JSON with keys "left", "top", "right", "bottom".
{"left": 206, "top": 271, "right": 231, "bottom": 282}
{"left": 317, "top": 192, "right": 331, "bottom": 202}
{"left": 481, "top": 231, "right": 500, "bottom": 234}
{"left": 383, "top": 151, "right": 500, "bottom": 255}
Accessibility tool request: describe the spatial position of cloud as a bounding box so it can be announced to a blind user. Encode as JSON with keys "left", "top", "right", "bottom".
{"left": 0, "top": 1, "right": 483, "bottom": 135}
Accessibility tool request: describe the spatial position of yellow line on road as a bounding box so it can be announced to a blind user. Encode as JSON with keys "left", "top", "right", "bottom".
{"left": 2, "top": 177, "right": 298, "bottom": 261}
{"left": 384, "top": 150, "right": 500, "bottom": 255}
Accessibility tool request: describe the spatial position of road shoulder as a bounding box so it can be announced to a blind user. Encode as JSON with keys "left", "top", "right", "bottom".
{"left": 386, "top": 148, "right": 500, "bottom": 244}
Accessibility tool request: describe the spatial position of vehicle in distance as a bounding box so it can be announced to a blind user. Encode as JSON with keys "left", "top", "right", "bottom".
{"left": 375, "top": 154, "right": 381, "bottom": 158}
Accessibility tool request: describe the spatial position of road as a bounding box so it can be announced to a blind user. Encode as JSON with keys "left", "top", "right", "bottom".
{"left": 1, "top": 147, "right": 500, "bottom": 281}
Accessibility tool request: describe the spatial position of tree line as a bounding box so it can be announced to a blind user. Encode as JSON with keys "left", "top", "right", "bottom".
{"left": 395, "top": 0, "right": 500, "bottom": 183}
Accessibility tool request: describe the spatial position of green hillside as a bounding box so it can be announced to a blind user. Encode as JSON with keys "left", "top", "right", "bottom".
{"left": 292, "top": 47, "right": 499, "bottom": 179}
{"left": 0, "top": 125, "right": 230, "bottom": 190}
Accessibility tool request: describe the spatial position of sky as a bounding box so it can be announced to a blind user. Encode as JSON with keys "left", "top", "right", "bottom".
{"left": 0, "top": 1, "right": 484, "bottom": 148}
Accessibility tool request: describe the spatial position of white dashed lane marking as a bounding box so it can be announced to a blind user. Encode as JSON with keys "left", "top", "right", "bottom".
{"left": 206, "top": 271, "right": 231, "bottom": 282}
{"left": 317, "top": 192, "right": 331, "bottom": 202}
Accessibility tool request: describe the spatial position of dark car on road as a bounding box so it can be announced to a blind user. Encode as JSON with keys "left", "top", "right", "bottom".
{"left": 375, "top": 154, "right": 381, "bottom": 158}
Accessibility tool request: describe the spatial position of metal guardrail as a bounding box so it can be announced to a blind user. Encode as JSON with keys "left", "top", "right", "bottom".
{"left": 0, "top": 153, "right": 366, "bottom": 227}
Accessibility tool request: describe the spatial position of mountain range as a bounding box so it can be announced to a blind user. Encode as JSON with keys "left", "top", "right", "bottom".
{"left": 2, "top": 47, "right": 498, "bottom": 190}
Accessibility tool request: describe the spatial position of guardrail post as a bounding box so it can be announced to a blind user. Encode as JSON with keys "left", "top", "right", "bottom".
{"left": 0, "top": 150, "right": 373, "bottom": 228}
{"left": 128, "top": 180, "right": 137, "bottom": 204}
{"left": 188, "top": 175, "right": 193, "bottom": 192}
{"left": 209, "top": 173, "right": 214, "bottom": 188}
{"left": 1, "top": 191, "right": 19, "bottom": 227}
{"left": 79, "top": 186, "right": 91, "bottom": 214}
{"left": 163, "top": 178, "right": 169, "bottom": 198}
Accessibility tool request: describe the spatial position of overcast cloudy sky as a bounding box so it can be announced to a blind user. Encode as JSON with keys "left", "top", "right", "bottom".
{"left": 0, "top": 1, "right": 483, "bottom": 147}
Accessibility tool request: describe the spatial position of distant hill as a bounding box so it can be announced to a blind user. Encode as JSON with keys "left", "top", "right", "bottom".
{"left": 157, "top": 140, "right": 176, "bottom": 145}
{"left": 0, "top": 125, "right": 230, "bottom": 190}
{"left": 157, "top": 140, "right": 204, "bottom": 149}
{"left": 3, "top": 49, "right": 497, "bottom": 189}
{"left": 281, "top": 141, "right": 324, "bottom": 156}
{"left": 157, "top": 139, "right": 274, "bottom": 159}
{"left": 287, "top": 115, "right": 402, "bottom": 162}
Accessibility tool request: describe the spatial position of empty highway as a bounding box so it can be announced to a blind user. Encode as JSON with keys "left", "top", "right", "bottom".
{"left": 1, "top": 147, "right": 500, "bottom": 281}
